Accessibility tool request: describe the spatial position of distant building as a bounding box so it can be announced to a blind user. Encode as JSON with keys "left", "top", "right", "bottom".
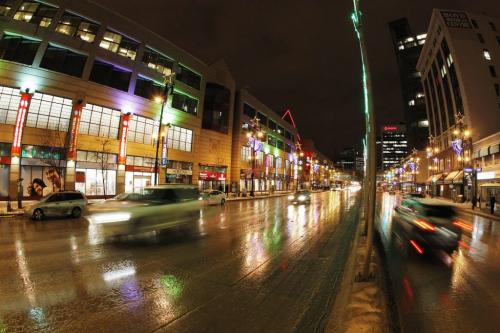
{"left": 382, "top": 125, "right": 408, "bottom": 170}
{"left": 389, "top": 18, "right": 429, "bottom": 151}
{"left": 336, "top": 147, "right": 357, "bottom": 171}
{"left": 416, "top": 9, "right": 500, "bottom": 200}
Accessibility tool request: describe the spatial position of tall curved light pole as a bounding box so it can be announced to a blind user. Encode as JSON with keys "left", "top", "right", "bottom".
{"left": 352, "top": 0, "right": 377, "bottom": 280}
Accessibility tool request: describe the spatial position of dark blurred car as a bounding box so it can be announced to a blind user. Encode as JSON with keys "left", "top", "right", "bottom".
{"left": 86, "top": 185, "right": 201, "bottom": 237}
{"left": 404, "top": 192, "right": 425, "bottom": 199}
{"left": 287, "top": 190, "right": 311, "bottom": 204}
{"left": 392, "top": 198, "right": 463, "bottom": 255}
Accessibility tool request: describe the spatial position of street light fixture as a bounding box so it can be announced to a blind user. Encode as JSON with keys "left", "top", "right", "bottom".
{"left": 246, "top": 115, "right": 263, "bottom": 197}
{"left": 154, "top": 69, "right": 176, "bottom": 186}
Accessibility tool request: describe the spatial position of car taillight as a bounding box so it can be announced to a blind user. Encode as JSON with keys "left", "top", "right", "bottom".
{"left": 409, "top": 240, "right": 424, "bottom": 254}
{"left": 414, "top": 219, "right": 436, "bottom": 232}
{"left": 453, "top": 220, "right": 473, "bottom": 232}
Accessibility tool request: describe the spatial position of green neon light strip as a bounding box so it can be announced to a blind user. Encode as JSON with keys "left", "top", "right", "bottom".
{"left": 172, "top": 89, "right": 198, "bottom": 101}
{"left": 3, "top": 31, "right": 42, "bottom": 41}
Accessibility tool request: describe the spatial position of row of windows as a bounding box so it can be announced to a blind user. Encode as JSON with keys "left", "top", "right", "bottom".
{"left": 242, "top": 103, "right": 294, "bottom": 142}
{"left": 167, "top": 125, "right": 193, "bottom": 152}
{"left": 79, "top": 103, "right": 121, "bottom": 139}
{"left": 25, "top": 93, "right": 73, "bottom": 131}
{"left": 76, "top": 150, "right": 118, "bottom": 164}
{"left": 0, "top": 1, "right": 202, "bottom": 90}
{"left": 127, "top": 115, "right": 159, "bottom": 145}
{"left": 126, "top": 155, "right": 155, "bottom": 167}
{"left": 0, "top": 35, "right": 200, "bottom": 117}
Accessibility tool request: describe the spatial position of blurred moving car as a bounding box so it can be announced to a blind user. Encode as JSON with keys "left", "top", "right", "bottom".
{"left": 109, "top": 192, "right": 144, "bottom": 201}
{"left": 201, "top": 190, "right": 226, "bottom": 205}
{"left": 86, "top": 185, "right": 201, "bottom": 237}
{"left": 288, "top": 190, "right": 311, "bottom": 204}
{"left": 27, "top": 191, "right": 88, "bottom": 221}
{"left": 392, "top": 198, "right": 463, "bottom": 256}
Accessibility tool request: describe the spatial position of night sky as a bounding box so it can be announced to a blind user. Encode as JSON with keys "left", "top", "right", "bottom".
{"left": 100, "top": 0, "right": 500, "bottom": 159}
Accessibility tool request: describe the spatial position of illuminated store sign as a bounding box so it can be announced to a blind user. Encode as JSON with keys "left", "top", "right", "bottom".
{"left": 118, "top": 114, "right": 130, "bottom": 164}
{"left": 67, "top": 102, "right": 83, "bottom": 160}
{"left": 11, "top": 93, "right": 32, "bottom": 157}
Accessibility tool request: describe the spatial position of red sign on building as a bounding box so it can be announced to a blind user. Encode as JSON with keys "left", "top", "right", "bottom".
{"left": 67, "top": 102, "right": 84, "bottom": 160}
{"left": 118, "top": 114, "right": 130, "bottom": 164}
{"left": 11, "top": 92, "right": 32, "bottom": 157}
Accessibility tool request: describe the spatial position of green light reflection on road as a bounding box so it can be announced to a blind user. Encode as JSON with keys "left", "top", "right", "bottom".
{"left": 160, "top": 274, "right": 184, "bottom": 299}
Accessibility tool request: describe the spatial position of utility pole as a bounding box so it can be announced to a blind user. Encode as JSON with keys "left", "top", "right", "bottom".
{"left": 352, "top": 0, "right": 377, "bottom": 280}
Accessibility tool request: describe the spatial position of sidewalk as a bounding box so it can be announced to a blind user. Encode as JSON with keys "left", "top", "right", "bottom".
{"left": 431, "top": 197, "right": 500, "bottom": 221}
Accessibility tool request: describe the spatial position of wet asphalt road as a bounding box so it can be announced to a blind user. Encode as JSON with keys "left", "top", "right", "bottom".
{"left": 377, "top": 193, "right": 500, "bottom": 333}
{"left": 0, "top": 190, "right": 360, "bottom": 333}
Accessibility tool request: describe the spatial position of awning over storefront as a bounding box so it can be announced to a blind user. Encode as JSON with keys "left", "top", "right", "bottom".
{"left": 444, "top": 171, "right": 460, "bottom": 184}
{"left": 428, "top": 173, "right": 445, "bottom": 184}
{"left": 452, "top": 171, "right": 464, "bottom": 184}
{"left": 480, "top": 183, "right": 500, "bottom": 187}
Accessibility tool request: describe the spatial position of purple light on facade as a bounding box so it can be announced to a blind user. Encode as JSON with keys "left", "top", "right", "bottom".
{"left": 452, "top": 138, "right": 463, "bottom": 156}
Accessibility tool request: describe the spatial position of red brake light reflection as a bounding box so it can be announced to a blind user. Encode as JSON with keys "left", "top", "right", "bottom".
{"left": 409, "top": 240, "right": 424, "bottom": 254}
{"left": 453, "top": 221, "right": 473, "bottom": 232}
{"left": 414, "top": 219, "right": 436, "bottom": 231}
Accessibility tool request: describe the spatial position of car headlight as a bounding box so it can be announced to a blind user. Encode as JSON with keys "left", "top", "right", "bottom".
{"left": 298, "top": 195, "right": 306, "bottom": 201}
{"left": 89, "top": 212, "right": 131, "bottom": 224}
{"left": 288, "top": 195, "right": 294, "bottom": 200}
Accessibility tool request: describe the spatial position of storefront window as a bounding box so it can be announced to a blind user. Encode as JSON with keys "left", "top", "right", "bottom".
{"left": 25, "top": 92, "right": 73, "bottom": 131}
{"left": 198, "top": 165, "right": 227, "bottom": 191}
{"left": 125, "top": 171, "right": 153, "bottom": 193}
{"left": 21, "top": 165, "right": 65, "bottom": 198}
{"left": 75, "top": 168, "right": 116, "bottom": 196}
{"left": 0, "top": 85, "right": 22, "bottom": 125}
{"left": 79, "top": 103, "right": 121, "bottom": 138}
{"left": 165, "top": 160, "right": 192, "bottom": 184}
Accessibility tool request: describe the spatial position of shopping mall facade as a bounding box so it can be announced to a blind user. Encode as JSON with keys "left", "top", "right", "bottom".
{"left": 0, "top": 0, "right": 327, "bottom": 199}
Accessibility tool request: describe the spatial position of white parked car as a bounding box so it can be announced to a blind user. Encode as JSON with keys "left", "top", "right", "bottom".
{"left": 27, "top": 191, "right": 88, "bottom": 221}
{"left": 202, "top": 190, "right": 226, "bottom": 205}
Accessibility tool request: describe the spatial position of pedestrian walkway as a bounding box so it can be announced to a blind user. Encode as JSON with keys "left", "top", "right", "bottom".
{"left": 431, "top": 196, "right": 500, "bottom": 221}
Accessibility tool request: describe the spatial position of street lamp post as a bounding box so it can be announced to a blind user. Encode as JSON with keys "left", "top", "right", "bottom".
{"left": 451, "top": 113, "right": 471, "bottom": 202}
{"left": 154, "top": 72, "right": 175, "bottom": 186}
{"left": 352, "top": 0, "right": 377, "bottom": 280}
{"left": 246, "top": 116, "right": 263, "bottom": 197}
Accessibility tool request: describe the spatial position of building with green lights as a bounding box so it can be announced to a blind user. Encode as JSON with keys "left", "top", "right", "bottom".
{"left": 0, "top": 0, "right": 236, "bottom": 198}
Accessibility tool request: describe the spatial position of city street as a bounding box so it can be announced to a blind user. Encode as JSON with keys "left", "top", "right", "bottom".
{"left": 377, "top": 193, "right": 500, "bottom": 333}
{"left": 0, "top": 191, "right": 360, "bottom": 333}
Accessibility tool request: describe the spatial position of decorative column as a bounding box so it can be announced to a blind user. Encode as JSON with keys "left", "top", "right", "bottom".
{"left": 116, "top": 113, "right": 131, "bottom": 194}
{"left": 9, "top": 90, "right": 33, "bottom": 202}
{"left": 64, "top": 100, "right": 84, "bottom": 191}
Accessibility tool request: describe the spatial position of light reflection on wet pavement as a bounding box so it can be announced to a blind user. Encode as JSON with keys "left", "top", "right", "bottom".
{"left": 377, "top": 193, "right": 500, "bottom": 333}
{"left": 0, "top": 191, "right": 360, "bottom": 333}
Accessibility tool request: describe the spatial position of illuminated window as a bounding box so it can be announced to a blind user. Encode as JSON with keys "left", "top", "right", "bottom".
{"left": 241, "top": 146, "right": 251, "bottom": 162}
{"left": 0, "top": 85, "right": 21, "bottom": 125}
{"left": 56, "top": 12, "right": 100, "bottom": 43}
{"left": 483, "top": 49, "right": 491, "bottom": 61}
{"left": 167, "top": 125, "right": 193, "bottom": 152}
{"left": 13, "top": 1, "right": 57, "bottom": 27}
{"left": 79, "top": 103, "right": 121, "bottom": 139}
{"left": 25, "top": 92, "right": 73, "bottom": 131}
{"left": 99, "top": 30, "right": 138, "bottom": 60}
{"left": 0, "top": 0, "right": 16, "bottom": 16}
{"left": 408, "top": 100, "right": 415, "bottom": 106}
{"left": 418, "top": 120, "right": 429, "bottom": 127}
{"left": 127, "top": 115, "right": 159, "bottom": 145}
{"left": 142, "top": 47, "right": 174, "bottom": 76}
